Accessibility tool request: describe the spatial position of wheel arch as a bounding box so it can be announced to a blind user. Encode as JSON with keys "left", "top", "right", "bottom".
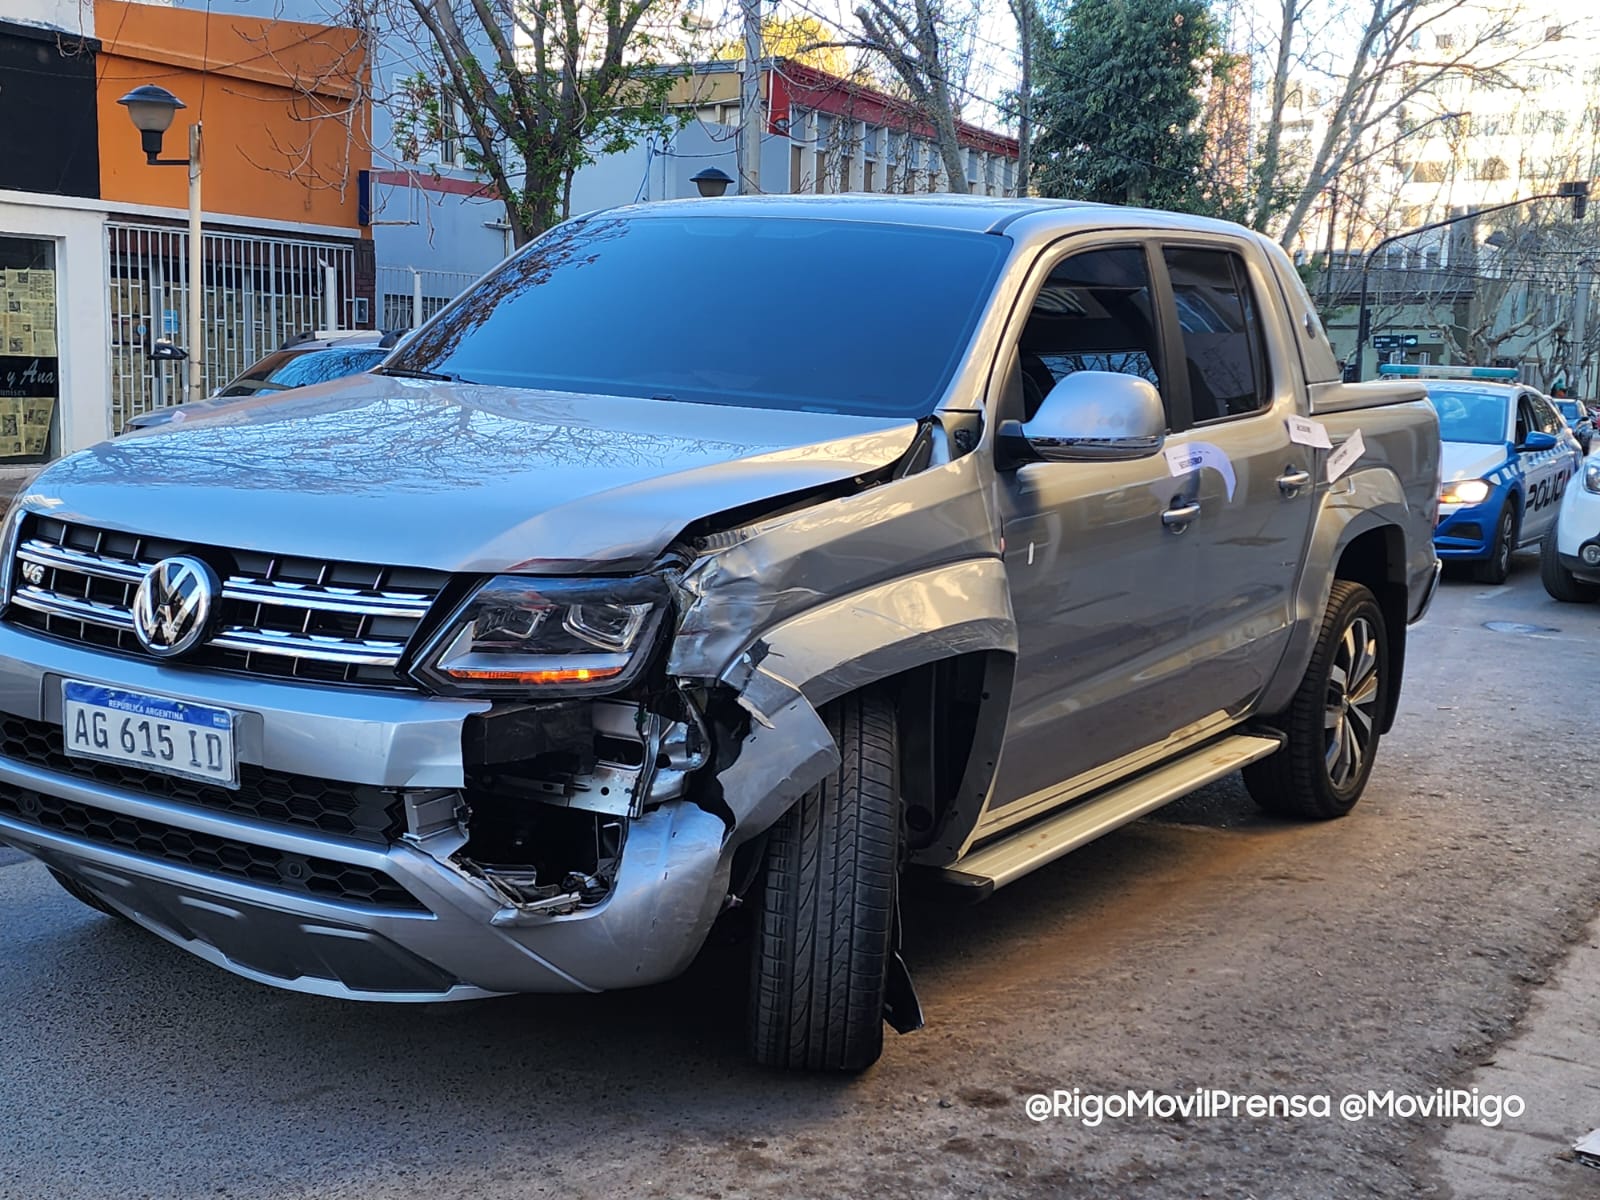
{"left": 690, "top": 559, "right": 1017, "bottom": 862}
{"left": 1329, "top": 525, "right": 1409, "bottom": 735}
{"left": 1264, "top": 478, "right": 1417, "bottom": 732}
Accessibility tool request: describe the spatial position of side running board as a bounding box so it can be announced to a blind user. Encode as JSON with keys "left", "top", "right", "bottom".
{"left": 940, "top": 732, "right": 1284, "bottom": 898}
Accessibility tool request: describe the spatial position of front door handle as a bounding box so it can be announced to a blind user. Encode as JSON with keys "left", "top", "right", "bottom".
{"left": 1277, "top": 467, "right": 1312, "bottom": 496}
{"left": 1162, "top": 500, "right": 1201, "bottom": 531}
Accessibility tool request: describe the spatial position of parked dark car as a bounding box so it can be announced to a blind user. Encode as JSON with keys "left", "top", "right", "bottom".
{"left": 1553, "top": 397, "right": 1596, "bottom": 453}
{"left": 123, "top": 330, "right": 405, "bottom": 431}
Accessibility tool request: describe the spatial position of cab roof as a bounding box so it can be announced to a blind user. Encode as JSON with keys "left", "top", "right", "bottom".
{"left": 596, "top": 193, "right": 1262, "bottom": 238}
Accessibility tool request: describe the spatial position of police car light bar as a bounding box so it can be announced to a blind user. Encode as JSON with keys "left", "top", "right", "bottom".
{"left": 1377, "top": 364, "right": 1520, "bottom": 381}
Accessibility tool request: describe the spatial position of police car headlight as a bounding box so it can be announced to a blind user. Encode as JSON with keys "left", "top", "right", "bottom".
{"left": 1440, "top": 479, "right": 1491, "bottom": 505}
{"left": 1585, "top": 461, "right": 1600, "bottom": 494}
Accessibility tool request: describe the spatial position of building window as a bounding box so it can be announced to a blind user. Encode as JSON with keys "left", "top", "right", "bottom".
{"left": 0, "top": 237, "right": 60, "bottom": 462}
{"left": 863, "top": 160, "right": 875, "bottom": 191}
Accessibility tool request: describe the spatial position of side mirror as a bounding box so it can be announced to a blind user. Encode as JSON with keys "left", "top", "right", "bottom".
{"left": 1519, "top": 431, "right": 1558, "bottom": 452}
{"left": 148, "top": 338, "right": 189, "bottom": 362}
{"left": 1000, "top": 371, "right": 1166, "bottom": 465}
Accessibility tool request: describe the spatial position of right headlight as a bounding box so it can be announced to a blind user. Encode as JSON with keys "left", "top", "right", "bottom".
{"left": 1585, "top": 460, "right": 1600, "bottom": 494}
{"left": 411, "top": 574, "right": 668, "bottom": 697}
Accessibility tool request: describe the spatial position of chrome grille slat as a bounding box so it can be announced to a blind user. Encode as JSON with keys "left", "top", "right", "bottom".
{"left": 18, "top": 540, "right": 150, "bottom": 585}
{"left": 11, "top": 586, "right": 137, "bottom": 631}
{"left": 4, "top": 517, "right": 444, "bottom": 688}
{"left": 220, "top": 577, "right": 433, "bottom": 619}
{"left": 210, "top": 628, "right": 406, "bottom": 667}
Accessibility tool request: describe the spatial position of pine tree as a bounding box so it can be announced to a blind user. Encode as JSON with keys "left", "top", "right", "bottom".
{"left": 1032, "top": 0, "right": 1230, "bottom": 215}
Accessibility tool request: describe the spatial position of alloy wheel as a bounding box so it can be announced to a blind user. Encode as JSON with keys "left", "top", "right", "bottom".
{"left": 1324, "top": 616, "right": 1380, "bottom": 789}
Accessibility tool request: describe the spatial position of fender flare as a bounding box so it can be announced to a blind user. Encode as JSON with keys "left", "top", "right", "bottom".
{"left": 1258, "top": 466, "right": 1413, "bottom": 719}
{"left": 690, "top": 559, "right": 1018, "bottom": 848}
{"left": 749, "top": 557, "right": 1018, "bottom": 710}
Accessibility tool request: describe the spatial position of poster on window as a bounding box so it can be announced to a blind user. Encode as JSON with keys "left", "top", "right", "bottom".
{"left": 0, "top": 240, "right": 59, "bottom": 461}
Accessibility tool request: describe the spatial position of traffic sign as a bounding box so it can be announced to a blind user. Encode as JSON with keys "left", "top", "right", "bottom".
{"left": 1372, "top": 334, "right": 1421, "bottom": 350}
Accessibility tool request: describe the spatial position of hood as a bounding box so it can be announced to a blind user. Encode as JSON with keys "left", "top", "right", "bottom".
{"left": 1440, "top": 440, "right": 1509, "bottom": 484}
{"left": 25, "top": 377, "right": 920, "bottom": 573}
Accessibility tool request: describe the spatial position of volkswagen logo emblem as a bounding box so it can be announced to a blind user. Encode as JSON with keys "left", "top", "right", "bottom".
{"left": 131, "top": 556, "right": 218, "bottom": 658}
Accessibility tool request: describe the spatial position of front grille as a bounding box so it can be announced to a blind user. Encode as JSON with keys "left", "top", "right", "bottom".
{"left": 0, "top": 785, "right": 424, "bottom": 911}
{"left": 0, "top": 714, "right": 406, "bottom": 845}
{"left": 5, "top": 516, "right": 447, "bottom": 688}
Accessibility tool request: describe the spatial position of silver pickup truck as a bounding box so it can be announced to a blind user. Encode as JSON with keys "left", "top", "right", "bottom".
{"left": 0, "top": 198, "right": 1440, "bottom": 1071}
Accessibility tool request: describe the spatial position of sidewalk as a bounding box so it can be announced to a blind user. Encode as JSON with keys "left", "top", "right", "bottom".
{"left": 1431, "top": 913, "right": 1600, "bottom": 1195}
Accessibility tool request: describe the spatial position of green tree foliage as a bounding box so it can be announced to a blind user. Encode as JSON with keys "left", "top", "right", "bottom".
{"left": 1032, "top": 0, "right": 1232, "bottom": 215}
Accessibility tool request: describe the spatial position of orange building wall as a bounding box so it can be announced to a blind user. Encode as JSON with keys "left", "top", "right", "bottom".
{"left": 96, "top": 0, "right": 370, "bottom": 232}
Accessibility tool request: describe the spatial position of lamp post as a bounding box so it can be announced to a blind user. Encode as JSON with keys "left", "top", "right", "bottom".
{"left": 117, "top": 85, "right": 203, "bottom": 405}
{"left": 1353, "top": 182, "right": 1590, "bottom": 381}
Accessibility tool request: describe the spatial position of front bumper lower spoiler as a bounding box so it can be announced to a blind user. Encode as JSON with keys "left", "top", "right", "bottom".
{"left": 0, "top": 622, "right": 738, "bottom": 1000}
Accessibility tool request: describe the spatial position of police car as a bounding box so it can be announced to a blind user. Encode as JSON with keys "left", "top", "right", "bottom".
{"left": 1541, "top": 449, "right": 1600, "bottom": 602}
{"left": 1380, "top": 365, "right": 1585, "bottom": 584}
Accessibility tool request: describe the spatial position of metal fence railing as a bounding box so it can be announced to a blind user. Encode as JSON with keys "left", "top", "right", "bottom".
{"left": 376, "top": 265, "right": 480, "bottom": 332}
{"left": 107, "top": 221, "right": 358, "bottom": 430}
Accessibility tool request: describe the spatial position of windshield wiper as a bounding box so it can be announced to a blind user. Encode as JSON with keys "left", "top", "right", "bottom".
{"left": 375, "top": 365, "right": 476, "bottom": 384}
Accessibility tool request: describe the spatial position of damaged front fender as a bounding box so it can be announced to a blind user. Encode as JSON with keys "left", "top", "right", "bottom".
{"left": 713, "top": 670, "right": 841, "bottom": 848}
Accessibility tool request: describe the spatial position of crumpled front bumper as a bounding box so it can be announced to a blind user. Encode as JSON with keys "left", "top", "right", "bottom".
{"left": 0, "top": 622, "right": 736, "bottom": 1000}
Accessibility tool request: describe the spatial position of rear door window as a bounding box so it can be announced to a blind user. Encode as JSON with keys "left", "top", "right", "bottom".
{"left": 1162, "top": 246, "right": 1269, "bottom": 422}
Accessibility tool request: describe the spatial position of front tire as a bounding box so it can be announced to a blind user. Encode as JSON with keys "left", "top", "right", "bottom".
{"left": 1540, "top": 530, "right": 1599, "bottom": 602}
{"left": 1244, "top": 580, "right": 1387, "bottom": 820}
{"left": 1472, "top": 503, "right": 1517, "bottom": 584}
{"left": 747, "top": 692, "right": 900, "bottom": 1072}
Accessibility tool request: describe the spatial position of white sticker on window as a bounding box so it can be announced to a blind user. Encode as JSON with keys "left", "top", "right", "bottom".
{"left": 1286, "top": 415, "right": 1332, "bottom": 449}
{"left": 1164, "top": 441, "right": 1237, "bottom": 500}
{"left": 1326, "top": 429, "right": 1366, "bottom": 483}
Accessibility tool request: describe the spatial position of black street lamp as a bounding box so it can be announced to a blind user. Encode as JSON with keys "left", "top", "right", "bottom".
{"left": 1353, "top": 182, "right": 1591, "bottom": 381}
{"left": 116, "top": 85, "right": 187, "bottom": 163}
{"left": 117, "top": 85, "right": 204, "bottom": 403}
{"left": 690, "top": 167, "right": 734, "bottom": 198}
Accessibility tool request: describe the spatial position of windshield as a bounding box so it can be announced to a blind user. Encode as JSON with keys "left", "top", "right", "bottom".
{"left": 219, "top": 345, "right": 386, "bottom": 397}
{"left": 1426, "top": 389, "right": 1509, "bottom": 445}
{"left": 1555, "top": 400, "right": 1582, "bottom": 422}
{"left": 385, "top": 214, "right": 1010, "bottom": 416}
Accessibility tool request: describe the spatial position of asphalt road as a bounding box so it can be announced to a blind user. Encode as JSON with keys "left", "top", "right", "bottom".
{"left": 3, "top": 553, "right": 1599, "bottom": 1200}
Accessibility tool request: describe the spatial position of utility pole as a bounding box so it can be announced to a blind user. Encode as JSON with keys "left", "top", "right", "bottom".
{"left": 1323, "top": 182, "right": 1339, "bottom": 308}
{"left": 738, "top": 0, "right": 762, "bottom": 195}
{"left": 1571, "top": 260, "right": 1595, "bottom": 396}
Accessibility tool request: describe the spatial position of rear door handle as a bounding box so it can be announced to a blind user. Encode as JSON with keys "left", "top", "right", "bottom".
{"left": 1277, "top": 467, "right": 1312, "bottom": 495}
{"left": 1162, "top": 501, "right": 1201, "bottom": 530}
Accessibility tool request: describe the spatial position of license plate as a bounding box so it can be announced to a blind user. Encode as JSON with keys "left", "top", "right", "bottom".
{"left": 62, "top": 681, "right": 238, "bottom": 788}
